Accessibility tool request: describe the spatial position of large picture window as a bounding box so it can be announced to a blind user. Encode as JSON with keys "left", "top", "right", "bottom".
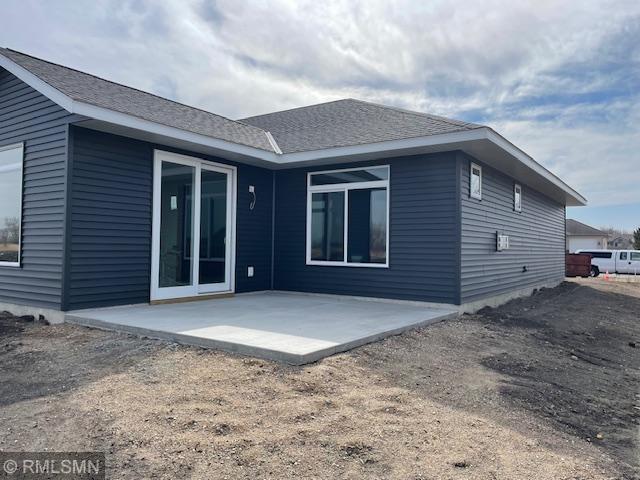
{"left": 307, "top": 166, "right": 389, "bottom": 267}
{"left": 0, "top": 143, "right": 23, "bottom": 266}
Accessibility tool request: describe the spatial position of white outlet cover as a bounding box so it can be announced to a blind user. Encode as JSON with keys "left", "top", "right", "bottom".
{"left": 247, "top": 266, "right": 254, "bottom": 277}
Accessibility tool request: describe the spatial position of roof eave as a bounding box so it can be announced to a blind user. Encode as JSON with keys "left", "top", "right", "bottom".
{"left": 72, "top": 102, "right": 278, "bottom": 162}
{"left": 0, "top": 50, "right": 278, "bottom": 162}
{"left": 269, "top": 128, "right": 587, "bottom": 207}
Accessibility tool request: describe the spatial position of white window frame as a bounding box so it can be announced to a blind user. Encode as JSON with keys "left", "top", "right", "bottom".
{"left": 470, "top": 162, "right": 482, "bottom": 200}
{"left": 514, "top": 183, "right": 522, "bottom": 212}
{"left": 150, "top": 150, "right": 237, "bottom": 301}
{"left": 0, "top": 143, "right": 24, "bottom": 268}
{"left": 306, "top": 165, "right": 390, "bottom": 268}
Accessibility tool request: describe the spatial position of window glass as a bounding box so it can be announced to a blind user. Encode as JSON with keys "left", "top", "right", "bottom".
{"left": 631, "top": 252, "right": 640, "bottom": 261}
{"left": 308, "top": 165, "right": 389, "bottom": 265}
{"left": 0, "top": 144, "right": 23, "bottom": 265}
{"left": 470, "top": 164, "right": 481, "bottom": 199}
{"left": 620, "top": 252, "right": 628, "bottom": 260}
{"left": 310, "top": 166, "right": 388, "bottom": 186}
{"left": 587, "top": 252, "right": 612, "bottom": 259}
{"left": 199, "top": 170, "right": 227, "bottom": 285}
{"left": 311, "top": 191, "right": 345, "bottom": 261}
{"left": 159, "top": 162, "right": 194, "bottom": 288}
{"left": 514, "top": 184, "right": 522, "bottom": 211}
{"left": 347, "top": 188, "right": 387, "bottom": 264}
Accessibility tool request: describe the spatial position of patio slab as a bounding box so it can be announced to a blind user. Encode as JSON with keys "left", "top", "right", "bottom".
{"left": 65, "top": 291, "right": 458, "bottom": 364}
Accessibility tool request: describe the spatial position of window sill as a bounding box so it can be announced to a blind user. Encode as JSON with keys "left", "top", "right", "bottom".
{"left": 306, "top": 260, "right": 389, "bottom": 268}
{"left": 0, "top": 262, "right": 21, "bottom": 268}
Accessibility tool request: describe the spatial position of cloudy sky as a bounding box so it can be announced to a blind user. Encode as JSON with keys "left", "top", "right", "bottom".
{"left": 2, "top": 0, "right": 639, "bottom": 231}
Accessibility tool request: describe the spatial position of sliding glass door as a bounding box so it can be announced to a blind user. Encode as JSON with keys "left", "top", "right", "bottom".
{"left": 151, "top": 151, "right": 235, "bottom": 301}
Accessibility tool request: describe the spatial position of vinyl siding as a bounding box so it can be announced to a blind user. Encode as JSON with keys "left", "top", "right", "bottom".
{"left": 459, "top": 153, "right": 565, "bottom": 303}
{"left": 0, "top": 68, "right": 80, "bottom": 309}
{"left": 234, "top": 166, "right": 273, "bottom": 294}
{"left": 273, "top": 153, "right": 459, "bottom": 304}
{"left": 66, "top": 127, "right": 273, "bottom": 310}
{"left": 65, "top": 127, "right": 154, "bottom": 310}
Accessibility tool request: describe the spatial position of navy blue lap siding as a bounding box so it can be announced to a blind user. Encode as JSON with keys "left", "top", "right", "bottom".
{"left": 0, "top": 68, "right": 82, "bottom": 309}
{"left": 66, "top": 128, "right": 154, "bottom": 310}
{"left": 65, "top": 127, "right": 273, "bottom": 310}
{"left": 459, "top": 152, "right": 565, "bottom": 302}
{"left": 273, "top": 153, "right": 460, "bottom": 304}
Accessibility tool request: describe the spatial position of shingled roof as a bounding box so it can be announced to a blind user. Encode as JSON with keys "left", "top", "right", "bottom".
{"left": 240, "top": 99, "right": 483, "bottom": 154}
{"left": 566, "top": 219, "right": 607, "bottom": 236}
{"left": 0, "top": 48, "right": 275, "bottom": 152}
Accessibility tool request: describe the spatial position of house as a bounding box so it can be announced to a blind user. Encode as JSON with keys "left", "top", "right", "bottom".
{"left": 566, "top": 219, "right": 608, "bottom": 252}
{"left": 0, "top": 48, "right": 586, "bottom": 323}
{"left": 609, "top": 234, "right": 634, "bottom": 250}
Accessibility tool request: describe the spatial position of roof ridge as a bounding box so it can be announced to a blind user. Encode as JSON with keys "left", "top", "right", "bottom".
{"left": 239, "top": 98, "right": 349, "bottom": 121}
{"left": 347, "top": 98, "right": 483, "bottom": 129}
{"left": 240, "top": 97, "right": 482, "bottom": 131}
{"left": 1, "top": 47, "right": 269, "bottom": 136}
{"left": 566, "top": 218, "right": 607, "bottom": 235}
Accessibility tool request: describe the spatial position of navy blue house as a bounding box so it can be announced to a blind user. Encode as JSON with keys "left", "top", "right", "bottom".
{"left": 0, "top": 48, "right": 586, "bottom": 321}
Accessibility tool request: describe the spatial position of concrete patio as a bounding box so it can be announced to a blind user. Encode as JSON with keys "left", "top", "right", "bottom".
{"left": 65, "top": 291, "right": 458, "bottom": 364}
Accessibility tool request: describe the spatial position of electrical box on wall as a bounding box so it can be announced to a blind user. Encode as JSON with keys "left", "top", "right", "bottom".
{"left": 247, "top": 266, "right": 254, "bottom": 277}
{"left": 496, "top": 232, "right": 510, "bottom": 251}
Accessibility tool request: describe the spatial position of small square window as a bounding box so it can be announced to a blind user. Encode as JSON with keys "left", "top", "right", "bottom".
{"left": 470, "top": 163, "right": 482, "bottom": 200}
{"left": 514, "top": 183, "right": 522, "bottom": 212}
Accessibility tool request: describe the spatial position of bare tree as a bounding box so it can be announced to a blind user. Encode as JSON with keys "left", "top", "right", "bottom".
{"left": 1, "top": 217, "right": 19, "bottom": 246}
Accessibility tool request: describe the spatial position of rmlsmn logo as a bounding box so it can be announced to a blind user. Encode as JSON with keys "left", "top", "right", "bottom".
{"left": 0, "top": 452, "right": 105, "bottom": 479}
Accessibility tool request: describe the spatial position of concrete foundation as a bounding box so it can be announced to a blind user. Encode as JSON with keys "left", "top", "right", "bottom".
{"left": 0, "top": 302, "right": 65, "bottom": 324}
{"left": 458, "top": 279, "right": 564, "bottom": 314}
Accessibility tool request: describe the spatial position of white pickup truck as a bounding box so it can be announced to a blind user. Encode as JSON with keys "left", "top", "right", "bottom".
{"left": 575, "top": 249, "right": 640, "bottom": 277}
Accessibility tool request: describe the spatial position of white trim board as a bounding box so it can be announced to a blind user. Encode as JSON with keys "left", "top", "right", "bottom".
{"left": 0, "top": 51, "right": 587, "bottom": 206}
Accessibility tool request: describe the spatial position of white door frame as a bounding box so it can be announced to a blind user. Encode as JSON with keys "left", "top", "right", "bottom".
{"left": 151, "top": 150, "right": 236, "bottom": 301}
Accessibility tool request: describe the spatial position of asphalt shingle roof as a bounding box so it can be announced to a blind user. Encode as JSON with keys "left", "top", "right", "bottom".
{"left": 2, "top": 48, "right": 485, "bottom": 156}
{"left": 239, "top": 99, "right": 483, "bottom": 154}
{"left": 566, "top": 219, "right": 607, "bottom": 236}
{"left": 0, "top": 48, "right": 274, "bottom": 152}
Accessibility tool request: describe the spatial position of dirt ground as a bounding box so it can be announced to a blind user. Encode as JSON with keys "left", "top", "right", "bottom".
{"left": 0, "top": 279, "right": 638, "bottom": 479}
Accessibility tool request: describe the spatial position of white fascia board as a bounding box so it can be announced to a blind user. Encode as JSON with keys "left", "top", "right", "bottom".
{"left": 276, "top": 129, "right": 489, "bottom": 164}
{"left": 72, "top": 102, "right": 278, "bottom": 162}
{"left": 275, "top": 127, "right": 586, "bottom": 206}
{"left": 484, "top": 128, "right": 587, "bottom": 206}
{"left": 0, "top": 54, "right": 75, "bottom": 112}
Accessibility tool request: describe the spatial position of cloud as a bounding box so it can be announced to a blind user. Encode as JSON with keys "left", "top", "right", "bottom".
{"left": 1, "top": 0, "right": 639, "bottom": 207}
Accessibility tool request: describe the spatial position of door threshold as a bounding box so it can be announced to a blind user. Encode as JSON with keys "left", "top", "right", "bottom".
{"left": 150, "top": 292, "right": 235, "bottom": 305}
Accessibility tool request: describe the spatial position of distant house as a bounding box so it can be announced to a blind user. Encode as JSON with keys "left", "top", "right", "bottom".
{"left": 566, "top": 219, "right": 608, "bottom": 252}
{"left": 609, "top": 234, "right": 634, "bottom": 250}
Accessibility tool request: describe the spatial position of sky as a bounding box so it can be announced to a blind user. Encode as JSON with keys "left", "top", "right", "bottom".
{"left": 1, "top": 0, "right": 639, "bottom": 231}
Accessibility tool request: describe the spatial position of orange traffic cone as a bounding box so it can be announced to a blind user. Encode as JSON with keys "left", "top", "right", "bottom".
{"left": 604, "top": 270, "right": 610, "bottom": 281}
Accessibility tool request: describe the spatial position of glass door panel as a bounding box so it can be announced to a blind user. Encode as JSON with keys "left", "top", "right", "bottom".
{"left": 199, "top": 170, "right": 228, "bottom": 286}
{"left": 152, "top": 151, "right": 234, "bottom": 301}
{"left": 159, "top": 161, "right": 195, "bottom": 288}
